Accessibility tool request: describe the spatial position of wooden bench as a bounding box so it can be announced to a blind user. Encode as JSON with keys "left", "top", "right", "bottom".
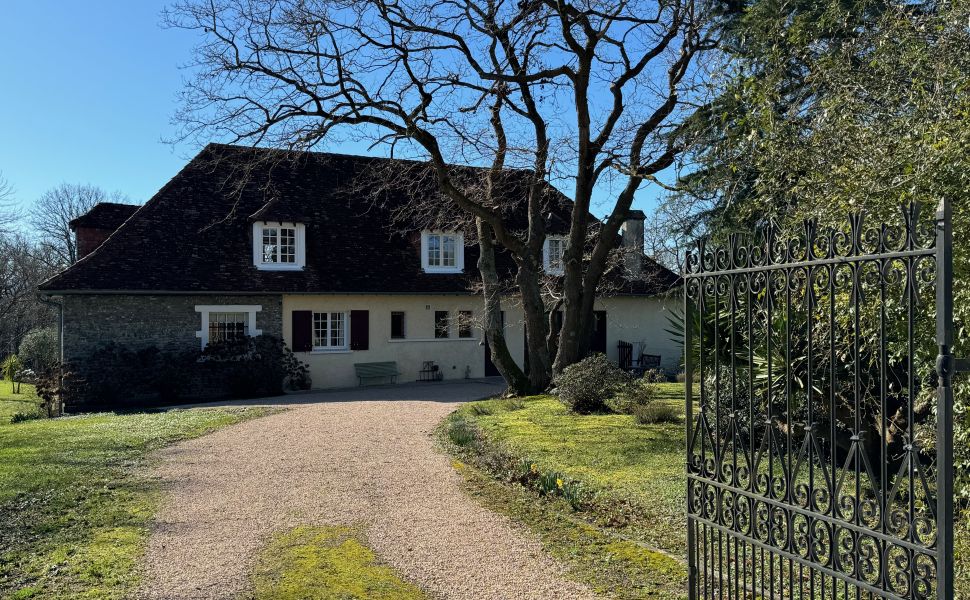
{"left": 353, "top": 361, "right": 401, "bottom": 386}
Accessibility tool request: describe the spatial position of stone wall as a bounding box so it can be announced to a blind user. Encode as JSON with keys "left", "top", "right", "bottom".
{"left": 62, "top": 294, "right": 283, "bottom": 363}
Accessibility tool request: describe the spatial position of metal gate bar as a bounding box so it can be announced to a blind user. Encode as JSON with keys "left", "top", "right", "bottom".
{"left": 683, "top": 201, "right": 954, "bottom": 600}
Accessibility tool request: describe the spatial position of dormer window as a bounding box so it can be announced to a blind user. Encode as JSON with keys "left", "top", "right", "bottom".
{"left": 253, "top": 222, "right": 305, "bottom": 271}
{"left": 543, "top": 236, "right": 567, "bottom": 275}
{"left": 421, "top": 231, "right": 464, "bottom": 273}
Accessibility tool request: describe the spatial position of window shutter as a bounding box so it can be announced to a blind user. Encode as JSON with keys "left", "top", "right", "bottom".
{"left": 292, "top": 310, "right": 313, "bottom": 352}
{"left": 350, "top": 310, "right": 369, "bottom": 350}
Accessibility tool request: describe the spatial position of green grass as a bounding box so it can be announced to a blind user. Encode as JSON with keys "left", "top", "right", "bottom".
{"left": 447, "top": 383, "right": 970, "bottom": 597}
{"left": 252, "top": 526, "right": 426, "bottom": 600}
{"left": 0, "top": 405, "right": 277, "bottom": 599}
{"left": 455, "top": 383, "right": 687, "bottom": 555}
{"left": 441, "top": 383, "right": 688, "bottom": 598}
{"left": 0, "top": 381, "right": 43, "bottom": 424}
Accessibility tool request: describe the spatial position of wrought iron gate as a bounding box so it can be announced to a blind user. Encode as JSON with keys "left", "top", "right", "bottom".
{"left": 682, "top": 201, "right": 955, "bottom": 599}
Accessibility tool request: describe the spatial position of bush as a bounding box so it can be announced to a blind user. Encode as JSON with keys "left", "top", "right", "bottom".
{"left": 554, "top": 353, "right": 632, "bottom": 414}
{"left": 10, "top": 412, "right": 39, "bottom": 424}
{"left": 18, "top": 327, "right": 58, "bottom": 373}
{"left": 608, "top": 378, "right": 657, "bottom": 414}
{"left": 633, "top": 403, "right": 681, "bottom": 425}
{"left": 446, "top": 417, "right": 479, "bottom": 448}
{"left": 65, "top": 335, "right": 311, "bottom": 410}
{"left": 199, "top": 336, "right": 309, "bottom": 398}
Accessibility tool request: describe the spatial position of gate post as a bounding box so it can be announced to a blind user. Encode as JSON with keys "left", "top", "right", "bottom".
{"left": 935, "top": 197, "right": 954, "bottom": 600}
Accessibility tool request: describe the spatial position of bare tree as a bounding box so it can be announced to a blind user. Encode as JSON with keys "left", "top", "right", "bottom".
{"left": 0, "top": 173, "right": 18, "bottom": 235}
{"left": 167, "top": 0, "right": 715, "bottom": 391}
{"left": 30, "top": 183, "right": 127, "bottom": 267}
{"left": 0, "top": 234, "right": 57, "bottom": 357}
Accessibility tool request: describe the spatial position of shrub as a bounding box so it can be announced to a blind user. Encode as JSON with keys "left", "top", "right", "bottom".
{"left": 633, "top": 403, "right": 681, "bottom": 425}
{"left": 65, "top": 335, "right": 311, "bottom": 410}
{"left": 18, "top": 327, "right": 58, "bottom": 373}
{"left": 554, "top": 353, "right": 632, "bottom": 414}
{"left": 609, "top": 378, "right": 657, "bottom": 414}
{"left": 446, "top": 417, "right": 479, "bottom": 448}
{"left": 10, "top": 412, "right": 39, "bottom": 424}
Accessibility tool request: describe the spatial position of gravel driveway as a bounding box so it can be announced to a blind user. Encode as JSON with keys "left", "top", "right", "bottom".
{"left": 138, "top": 380, "right": 597, "bottom": 600}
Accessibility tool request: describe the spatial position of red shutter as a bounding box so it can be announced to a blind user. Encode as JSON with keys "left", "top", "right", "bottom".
{"left": 350, "top": 310, "right": 369, "bottom": 350}
{"left": 292, "top": 310, "right": 313, "bottom": 352}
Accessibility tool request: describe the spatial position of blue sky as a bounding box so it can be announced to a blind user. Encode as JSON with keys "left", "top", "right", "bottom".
{"left": 0, "top": 1, "right": 663, "bottom": 218}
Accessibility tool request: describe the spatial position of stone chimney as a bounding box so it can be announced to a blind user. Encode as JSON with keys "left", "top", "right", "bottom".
{"left": 620, "top": 209, "right": 646, "bottom": 277}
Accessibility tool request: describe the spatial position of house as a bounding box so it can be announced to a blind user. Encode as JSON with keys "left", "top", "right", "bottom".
{"left": 39, "top": 144, "right": 680, "bottom": 397}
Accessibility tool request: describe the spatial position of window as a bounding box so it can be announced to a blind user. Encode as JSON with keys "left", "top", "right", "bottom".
{"left": 253, "top": 222, "right": 306, "bottom": 270}
{"left": 208, "top": 312, "right": 248, "bottom": 343}
{"left": 195, "top": 305, "right": 262, "bottom": 348}
{"left": 421, "top": 231, "right": 464, "bottom": 273}
{"left": 313, "top": 312, "right": 347, "bottom": 350}
{"left": 544, "top": 236, "right": 567, "bottom": 275}
{"left": 391, "top": 311, "right": 406, "bottom": 339}
{"left": 434, "top": 310, "right": 450, "bottom": 338}
{"left": 458, "top": 310, "right": 474, "bottom": 338}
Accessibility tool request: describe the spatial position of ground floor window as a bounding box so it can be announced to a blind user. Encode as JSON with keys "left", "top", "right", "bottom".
{"left": 391, "top": 311, "right": 406, "bottom": 339}
{"left": 208, "top": 312, "right": 248, "bottom": 343}
{"left": 434, "top": 311, "right": 450, "bottom": 338}
{"left": 195, "top": 305, "right": 262, "bottom": 349}
{"left": 314, "top": 312, "right": 347, "bottom": 349}
{"left": 458, "top": 310, "right": 474, "bottom": 338}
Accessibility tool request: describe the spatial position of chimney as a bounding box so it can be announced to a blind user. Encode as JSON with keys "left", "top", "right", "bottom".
{"left": 620, "top": 209, "right": 646, "bottom": 277}
{"left": 69, "top": 202, "right": 141, "bottom": 261}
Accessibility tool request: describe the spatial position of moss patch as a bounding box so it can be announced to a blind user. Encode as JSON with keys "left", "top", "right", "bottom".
{"left": 252, "top": 526, "right": 426, "bottom": 600}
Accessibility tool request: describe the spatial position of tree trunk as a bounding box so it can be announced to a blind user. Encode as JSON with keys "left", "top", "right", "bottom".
{"left": 477, "top": 219, "right": 531, "bottom": 395}
{"left": 515, "top": 258, "right": 552, "bottom": 392}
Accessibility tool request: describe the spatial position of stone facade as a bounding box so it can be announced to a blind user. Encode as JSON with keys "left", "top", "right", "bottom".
{"left": 62, "top": 294, "right": 283, "bottom": 363}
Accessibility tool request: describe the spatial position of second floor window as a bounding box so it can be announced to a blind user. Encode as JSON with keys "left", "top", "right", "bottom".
{"left": 421, "top": 231, "right": 464, "bottom": 273}
{"left": 262, "top": 226, "right": 295, "bottom": 263}
{"left": 253, "top": 222, "right": 306, "bottom": 270}
{"left": 544, "top": 236, "right": 567, "bottom": 275}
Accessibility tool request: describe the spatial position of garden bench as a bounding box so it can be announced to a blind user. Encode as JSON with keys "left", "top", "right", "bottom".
{"left": 353, "top": 361, "right": 401, "bottom": 386}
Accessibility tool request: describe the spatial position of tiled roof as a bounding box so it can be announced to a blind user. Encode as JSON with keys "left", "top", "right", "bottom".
{"left": 40, "top": 144, "right": 678, "bottom": 296}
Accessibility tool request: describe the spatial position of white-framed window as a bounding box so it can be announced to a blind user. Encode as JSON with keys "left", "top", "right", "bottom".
{"left": 421, "top": 231, "right": 464, "bottom": 273}
{"left": 543, "top": 236, "right": 567, "bottom": 275}
{"left": 313, "top": 311, "right": 348, "bottom": 350}
{"left": 195, "top": 305, "right": 262, "bottom": 348}
{"left": 253, "top": 222, "right": 306, "bottom": 270}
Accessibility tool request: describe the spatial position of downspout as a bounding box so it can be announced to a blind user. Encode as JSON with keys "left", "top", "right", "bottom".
{"left": 37, "top": 293, "right": 64, "bottom": 415}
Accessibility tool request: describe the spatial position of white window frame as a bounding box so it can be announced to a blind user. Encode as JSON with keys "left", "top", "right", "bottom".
{"left": 543, "top": 236, "right": 567, "bottom": 275}
{"left": 195, "top": 305, "right": 262, "bottom": 349}
{"left": 312, "top": 311, "right": 349, "bottom": 351}
{"left": 253, "top": 222, "right": 306, "bottom": 271}
{"left": 420, "top": 231, "right": 464, "bottom": 273}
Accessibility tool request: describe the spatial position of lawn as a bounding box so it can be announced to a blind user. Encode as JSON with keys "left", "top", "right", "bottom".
{"left": 444, "top": 383, "right": 970, "bottom": 598}
{"left": 442, "top": 383, "right": 689, "bottom": 598}
{"left": 0, "top": 405, "right": 276, "bottom": 599}
{"left": 0, "top": 381, "right": 43, "bottom": 424}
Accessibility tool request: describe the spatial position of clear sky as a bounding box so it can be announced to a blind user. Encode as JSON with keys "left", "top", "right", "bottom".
{"left": 0, "top": 1, "right": 663, "bottom": 218}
